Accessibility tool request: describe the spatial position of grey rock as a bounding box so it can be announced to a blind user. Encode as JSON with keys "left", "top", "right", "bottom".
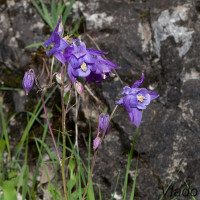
{"left": 1, "top": 0, "right": 200, "bottom": 200}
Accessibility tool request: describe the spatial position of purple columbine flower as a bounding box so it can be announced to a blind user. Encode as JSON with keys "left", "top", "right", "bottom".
{"left": 44, "top": 17, "right": 69, "bottom": 58}
{"left": 99, "top": 113, "right": 111, "bottom": 135}
{"left": 22, "top": 71, "right": 35, "bottom": 95}
{"left": 62, "top": 39, "right": 118, "bottom": 83}
{"left": 63, "top": 39, "right": 105, "bottom": 82}
{"left": 115, "top": 74, "right": 159, "bottom": 127}
{"left": 86, "top": 55, "right": 118, "bottom": 83}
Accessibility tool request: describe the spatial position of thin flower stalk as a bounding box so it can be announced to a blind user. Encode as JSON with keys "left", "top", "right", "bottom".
{"left": 29, "top": 69, "right": 62, "bottom": 168}
{"left": 65, "top": 83, "right": 73, "bottom": 114}
{"left": 81, "top": 105, "right": 119, "bottom": 199}
{"left": 61, "top": 65, "right": 68, "bottom": 200}
{"left": 40, "top": 93, "right": 62, "bottom": 168}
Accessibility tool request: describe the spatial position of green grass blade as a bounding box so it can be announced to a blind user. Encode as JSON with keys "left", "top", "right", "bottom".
{"left": 159, "top": 167, "right": 182, "bottom": 200}
{"left": 0, "top": 87, "right": 22, "bottom": 91}
{"left": 30, "top": 124, "right": 48, "bottom": 196}
{"left": 25, "top": 42, "right": 44, "bottom": 49}
{"left": 31, "top": 0, "right": 45, "bottom": 19}
{"left": 111, "top": 171, "right": 121, "bottom": 200}
{"left": 184, "top": 181, "right": 196, "bottom": 200}
{"left": 34, "top": 137, "right": 59, "bottom": 162}
{"left": 34, "top": 137, "right": 51, "bottom": 183}
{"left": 98, "top": 182, "right": 102, "bottom": 200}
{"left": 66, "top": 135, "right": 86, "bottom": 185}
{"left": 69, "top": 16, "right": 83, "bottom": 35}
{"left": 22, "top": 166, "right": 29, "bottom": 200}
{"left": 15, "top": 86, "right": 57, "bottom": 157}
{"left": 56, "top": 0, "right": 63, "bottom": 18}
{"left": 129, "top": 157, "right": 139, "bottom": 200}
{"left": 0, "top": 97, "right": 11, "bottom": 161}
{"left": 63, "top": 0, "right": 75, "bottom": 27}
{"left": 122, "top": 128, "right": 139, "bottom": 200}
{"left": 51, "top": 0, "right": 57, "bottom": 28}
{"left": 39, "top": 0, "right": 53, "bottom": 29}
{"left": 16, "top": 165, "right": 27, "bottom": 193}
{"left": 78, "top": 169, "right": 82, "bottom": 200}
{"left": 15, "top": 98, "right": 41, "bottom": 157}
{"left": 87, "top": 124, "right": 95, "bottom": 200}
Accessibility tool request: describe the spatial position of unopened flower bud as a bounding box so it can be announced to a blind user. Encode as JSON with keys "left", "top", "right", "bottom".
{"left": 74, "top": 81, "right": 84, "bottom": 96}
{"left": 93, "top": 137, "right": 101, "bottom": 150}
{"left": 56, "top": 73, "right": 62, "bottom": 84}
{"left": 99, "top": 113, "right": 111, "bottom": 135}
{"left": 22, "top": 71, "right": 35, "bottom": 95}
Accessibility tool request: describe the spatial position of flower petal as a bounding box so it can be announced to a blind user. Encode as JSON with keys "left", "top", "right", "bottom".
{"left": 67, "top": 63, "right": 76, "bottom": 82}
{"left": 54, "top": 51, "right": 66, "bottom": 65}
{"left": 72, "top": 39, "right": 87, "bottom": 59}
{"left": 75, "top": 67, "right": 91, "bottom": 77}
{"left": 131, "top": 73, "right": 145, "bottom": 88}
{"left": 115, "top": 98, "right": 123, "bottom": 105}
{"left": 132, "top": 108, "right": 142, "bottom": 127}
{"left": 129, "top": 95, "right": 138, "bottom": 108}
{"left": 87, "top": 48, "right": 107, "bottom": 56}
{"left": 148, "top": 91, "right": 159, "bottom": 100}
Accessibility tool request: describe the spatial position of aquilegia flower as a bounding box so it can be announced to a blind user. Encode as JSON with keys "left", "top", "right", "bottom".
{"left": 99, "top": 113, "right": 111, "bottom": 135}
{"left": 115, "top": 73, "right": 159, "bottom": 127}
{"left": 44, "top": 17, "right": 69, "bottom": 57}
{"left": 93, "top": 113, "right": 111, "bottom": 150}
{"left": 64, "top": 39, "right": 118, "bottom": 83}
{"left": 22, "top": 71, "right": 35, "bottom": 95}
{"left": 44, "top": 18, "right": 118, "bottom": 83}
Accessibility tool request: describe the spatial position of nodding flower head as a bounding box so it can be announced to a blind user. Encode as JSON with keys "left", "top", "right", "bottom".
{"left": 115, "top": 73, "right": 159, "bottom": 127}
{"left": 74, "top": 81, "right": 84, "bottom": 96}
{"left": 22, "top": 71, "right": 35, "bottom": 95}
{"left": 93, "top": 136, "right": 101, "bottom": 150}
{"left": 99, "top": 113, "right": 111, "bottom": 135}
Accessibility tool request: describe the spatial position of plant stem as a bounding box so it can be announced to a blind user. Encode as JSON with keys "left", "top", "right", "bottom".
{"left": 123, "top": 128, "right": 139, "bottom": 200}
{"left": 81, "top": 105, "right": 119, "bottom": 199}
{"left": 74, "top": 89, "right": 80, "bottom": 153}
{"left": 40, "top": 92, "right": 62, "bottom": 167}
{"left": 61, "top": 65, "right": 68, "bottom": 200}
{"left": 65, "top": 84, "right": 73, "bottom": 114}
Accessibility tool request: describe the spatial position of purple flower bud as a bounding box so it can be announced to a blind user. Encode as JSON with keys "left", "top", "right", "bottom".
{"left": 22, "top": 71, "right": 35, "bottom": 95}
{"left": 74, "top": 81, "right": 84, "bottom": 96}
{"left": 99, "top": 113, "right": 111, "bottom": 135}
{"left": 93, "top": 137, "right": 101, "bottom": 150}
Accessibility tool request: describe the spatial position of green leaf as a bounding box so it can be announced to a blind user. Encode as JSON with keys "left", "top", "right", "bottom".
{"left": 56, "top": 0, "right": 63, "bottom": 18}
{"left": 25, "top": 42, "right": 44, "bottom": 49}
{"left": 31, "top": 0, "right": 45, "bottom": 19}
{"left": 15, "top": 86, "right": 57, "bottom": 157}
{"left": 2, "top": 177, "right": 19, "bottom": 200}
{"left": 63, "top": 0, "right": 75, "bottom": 27}
{"left": 51, "top": 0, "right": 57, "bottom": 28}
{"left": 123, "top": 128, "right": 139, "bottom": 200}
{"left": 0, "top": 139, "right": 6, "bottom": 166}
{"left": 39, "top": 0, "right": 53, "bottom": 29}
{"left": 69, "top": 16, "right": 83, "bottom": 36}
{"left": 0, "top": 98, "right": 11, "bottom": 161}
{"left": 129, "top": 158, "right": 139, "bottom": 200}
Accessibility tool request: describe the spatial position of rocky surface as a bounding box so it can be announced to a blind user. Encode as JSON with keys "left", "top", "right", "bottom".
{"left": 1, "top": 0, "right": 200, "bottom": 199}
